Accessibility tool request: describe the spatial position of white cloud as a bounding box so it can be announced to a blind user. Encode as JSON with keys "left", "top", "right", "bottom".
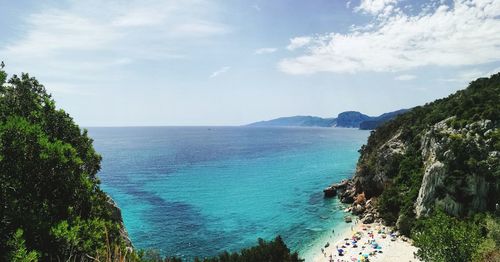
{"left": 254, "top": 47, "right": 277, "bottom": 55}
{"left": 1, "top": 0, "right": 229, "bottom": 68}
{"left": 395, "top": 74, "right": 416, "bottom": 81}
{"left": 4, "top": 11, "right": 118, "bottom": 58}
{"left": 0, "top": 0, "right": 230, "bottom": 97}
{"left": 355, "top": 0, "right": 400, "bottom": 15}
{"left": 279, "top": 0, "right": 500, "bottom": 75}
{"left": 286, "top": 36, "right": 312, "bottom": 50}
{"left": 209, "top": 66, "right": 231, "bottom": 78}
{"left": 253, "top": 4, "right": 261, "bottom": 11}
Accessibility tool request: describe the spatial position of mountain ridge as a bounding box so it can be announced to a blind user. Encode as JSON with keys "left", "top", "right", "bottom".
{"left": 247, "top": 109, "right": 408, "bottom": 129}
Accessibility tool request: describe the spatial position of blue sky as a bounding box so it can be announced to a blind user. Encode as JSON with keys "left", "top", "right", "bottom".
{"left": 1, "top": 0, "right": 499, "bottom": 126}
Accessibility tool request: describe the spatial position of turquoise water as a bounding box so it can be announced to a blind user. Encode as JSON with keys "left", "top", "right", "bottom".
{"left": 88, "top": 127, "right": 369, "bottom": 260}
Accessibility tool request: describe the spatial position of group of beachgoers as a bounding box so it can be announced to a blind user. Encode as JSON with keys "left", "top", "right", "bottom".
{"left": 319, "top": 223, "right": 402, "bottom": 262}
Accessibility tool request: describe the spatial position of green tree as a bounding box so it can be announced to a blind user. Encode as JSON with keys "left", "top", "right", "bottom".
{"left": 6, "top": 229, "right": 39, "bottom": 262}
{"left": 198, "top": 236, "right": 303, "bottom": 262}
{"left": 413, "top": 210, "right": 483, "bottom": 262}
{"left": 0, "top": 67, "right": 125, "bottom": 260}
{"left": 473, "top": 215, "right": 500, "bottom": 262}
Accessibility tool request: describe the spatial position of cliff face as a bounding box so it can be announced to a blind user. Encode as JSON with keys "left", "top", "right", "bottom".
{"left": 353, "top": 129, "right": 407, "bottom": 198}
{"left": 415, "top": 118, "right": 498, "bottom": 217}
{"left": 348, "top": 118, "right": 499, "bottom": 221}
{"left": 106, "top": 196, "right": 134, "bottom": 249}
{"left": 327, "top": 73, "right": 500, "bottom": 230}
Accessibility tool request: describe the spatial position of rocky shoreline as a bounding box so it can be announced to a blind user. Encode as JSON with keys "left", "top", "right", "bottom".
{"left": 323, "top": 179, "right": 379, "bottom": 225}
{"left": 106, "top": 195, "right": 134, "bottom": 250}
{"left": 324, "top": 117, "right": 500, "bottom": 228}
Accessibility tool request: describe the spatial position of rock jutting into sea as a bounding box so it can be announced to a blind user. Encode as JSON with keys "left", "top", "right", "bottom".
{"left": 105, "top": 195, "right": 134, "bottom": 250}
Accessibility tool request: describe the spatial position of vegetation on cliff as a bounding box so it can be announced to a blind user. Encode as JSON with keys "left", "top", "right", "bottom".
{"left": 353, "top": 73, "right": 500, "bottom": 261}
{"left": 413, "top": 211, "right": 500, "bottom": 262}
{"left": 141, "top": 237, "right": 302, "bottom": 262}
{"left": 0, "top": 67, "right": 131, "bottom": 260}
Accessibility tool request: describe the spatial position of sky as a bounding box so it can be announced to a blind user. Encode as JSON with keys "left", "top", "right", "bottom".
{"left": 0, "top": 0, "right": 499, "bottom": 126}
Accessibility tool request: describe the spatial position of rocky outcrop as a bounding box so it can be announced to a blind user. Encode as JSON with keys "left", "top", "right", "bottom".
{"left": 414, "top": 118, "right": 498, "bottom": 217}
{"left": 324, "top": 73, "right": 500, "bottom": 235}
{"left": 353, "top": 130, "right": 407, "bottom": 198}
{"left": 323, "top": 179, "right": 350, "bottom": 198}
{"left": 325, "top": 117, "right": 499, "bottom": 228}
{"left": 106, "top": 195, "right": 134, "bottom": 250}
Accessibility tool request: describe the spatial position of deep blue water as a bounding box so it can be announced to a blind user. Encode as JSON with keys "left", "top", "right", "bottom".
{"left": 88, "top": 127, "right": 369, "bottom": 260}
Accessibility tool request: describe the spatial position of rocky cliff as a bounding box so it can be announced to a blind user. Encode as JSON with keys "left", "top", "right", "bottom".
{"left": 106, "top": 195, "right": 134, "bottom": 250}
{"left": 325, "top": 73, "right": 500, "bottom": 232}
{"left": 414, "top": 118, "right": 498, "bottom": 217}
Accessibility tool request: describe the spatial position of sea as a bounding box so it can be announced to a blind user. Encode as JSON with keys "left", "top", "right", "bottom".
{"left": 88, "top": 126, "right": 369, "bottom": 260}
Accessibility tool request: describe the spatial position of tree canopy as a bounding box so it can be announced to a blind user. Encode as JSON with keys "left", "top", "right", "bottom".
{"left": 0, "top": 67, "right": 125, "bottom": 260}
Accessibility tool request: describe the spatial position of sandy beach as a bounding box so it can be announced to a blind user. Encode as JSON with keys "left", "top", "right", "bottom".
{"left": 308, "top": 219, "right": 421, "bottom": 262}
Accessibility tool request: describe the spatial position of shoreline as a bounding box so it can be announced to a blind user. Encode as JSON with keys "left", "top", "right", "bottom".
{"left": 300, "top": 220, "right": 352, "bottom": 261}
{"left": 304, "top": 218, "right": 421, "bottom": 262}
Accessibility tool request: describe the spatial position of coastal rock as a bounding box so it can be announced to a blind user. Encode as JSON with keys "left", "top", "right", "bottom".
{"left": 414, "top": 161, "right": 446, "bottom": 217}
{"left": 339, "top": 189, "right": 355, "bottom": 204}
{"left": 352, "top": 130, "right": 406, "bottom": 198}
{"left": 326, "top": 118, "right": 498, "bottom": 223}
{"left": 414, "top": 118, "right": 498, "bottom": 217}
{"left": 323, "top": 180, "right": 351, "bottom": 198}
{"left": 361, "top": 214, "right": 374, "bottom": 224}
{"left": 352, "top": 204, "right": 365, "bottom": 215}
{"left": 106, "top": 195, "right": 134, "bottom": 249}
{"left": 323, "top": 186, "right": 337, "bottom": 198}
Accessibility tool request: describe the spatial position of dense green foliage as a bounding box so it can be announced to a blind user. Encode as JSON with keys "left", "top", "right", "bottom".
{"left": 6, "top": 229, "right": 39, "bottom": 262}
{"left": 0, "top": 68, "right": 127, "bottom": 260}
{"left": 139, "top": 237, "right": 302, "bottom": 262}
{"left": 376, "top": 146, "right": 423, "bottom": 234}
{"left": 412, "top": 210, "right": 483, "bottom": 262}
{"left": 412, "top": 211, "right": 500, "bottom": 262}
{"left": 200, "top": 236, "right": 302, "bottom": 262}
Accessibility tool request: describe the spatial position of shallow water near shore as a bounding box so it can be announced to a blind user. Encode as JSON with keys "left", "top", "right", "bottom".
{"left": 88, "top": 126, "right": 369, "bottom": 260}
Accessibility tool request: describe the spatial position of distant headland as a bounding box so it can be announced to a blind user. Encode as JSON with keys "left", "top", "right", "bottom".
{"left": 246, "top": 109, "right": 408, "bottom": 129}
